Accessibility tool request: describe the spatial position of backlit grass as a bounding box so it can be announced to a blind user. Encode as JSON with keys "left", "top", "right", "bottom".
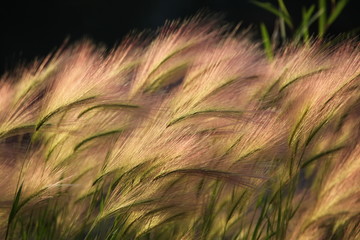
{"left": 0, "top": 17, "right": 359, "bottom": 240}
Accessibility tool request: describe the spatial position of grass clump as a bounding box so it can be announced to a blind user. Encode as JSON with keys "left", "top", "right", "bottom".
{"left": 0, "top": 16, "right": 359, "bottom": 240}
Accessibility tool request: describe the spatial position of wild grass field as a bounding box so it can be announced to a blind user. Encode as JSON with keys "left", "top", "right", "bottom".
{"left": 0, "top": 16, "right": 359, "bottom": 239}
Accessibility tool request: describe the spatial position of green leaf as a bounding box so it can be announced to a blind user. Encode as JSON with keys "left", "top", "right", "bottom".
{"left": 36, "top": 96, "right": 97, "bottom": 130}
{"left": 195, "top": 75, "right": 258, "bottom": 106}
{"left": 305, "top": 117, "right": 330, "bottom": 147}
{"left": 321, "top": 73, "right": 360, "bottom": 110}
{"left": 251, "top": 195, "right": 269, "bottom": 240}
{"left": 289, "top": 107, "right": 309, "bottom": 146}
{"left": 144, "top": 63, "right": 188, "bottom": 93}
{"left": 6, "top": 183, "right": 23, "bottom": 239}
{"left": 252, "top": 1, "right": 293, "bottom": 28}
{"left": 74, "top": 128, "right": 124, "bottom": 152}
{"left": 154, "top": 168, "right": 265, "bottom": 187}
{"left": 146, "top": 41, "right": 196, "bottom": 80}
{"left": 6, "top": 184, "right": 48, "bottom": 239}
{"left": 318, "top": 0, "right": 327, "bottom": 37}
{"left": 279, "top": 68, "right": 327, "bottom": 93}
{"left": 301, "top": 145, "right": 344, "bottom": 168}
{"left": 327, "top": 0, "right": 350, "bottom": 26}
{"left": 167, "top": 109, "right": 244, "bottom": 127}
{"left": 277, "top": 0, "right": 290, "bottom": 18}
{"left": 136, "top": 212, "right": 187, "bottom": 238}
{"left": 226, "top": 191, "right": 247, "bottom": 222}
{"left": 0, "top": 125, "right": 35, "bottom": 140}
{"left": 298, "top": 5, "right": 316, "bottom": 43}
{"left": 77, "top": 103, "right": 139, "bottom": 119}
{"left": 260, "top": 23, "right": 274, "bottom": 60}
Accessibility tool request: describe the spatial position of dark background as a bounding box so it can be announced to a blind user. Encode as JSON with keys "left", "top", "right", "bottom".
{"left": 1, "top": 0, "right": 358, "bottom": 75}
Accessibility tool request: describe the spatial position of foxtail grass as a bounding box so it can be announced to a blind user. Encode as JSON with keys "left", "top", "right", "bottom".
{"left": 0, "top": 16, "right": 359, "bottom": 240}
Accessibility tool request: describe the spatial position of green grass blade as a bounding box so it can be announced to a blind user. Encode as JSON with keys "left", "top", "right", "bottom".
{"left": 0, "top": 125, "right": 35, "bottom": 140}
{"left": 74, "top": 128, "right": 124, "bottom": 152}
{"left": 6, "top": 183, "right": 23, "bottom": 240}
{"left": 226, "top": 191, "right": 247, "bottom": 222}
{"left": 196, "top": 75, "right": 258, "bottom": 106}
{"left": 144, "top": 63, "right": 188, "bottom": 93}
{"left": 167, "top": 109, "right": 243, "bottom": 127}
{"left": 321, "top": 73, "right": 360, "bottom": 110}
{"left": 6, "top": 185, "right": 48, "bottom": 239}
{"left": 277, "top": 0, "right": 292, "bottom": 40}
{"left": 301, "top": 145, "right": 345, "bottom": 168}
{"left": 136, "top": 212, "right": 187, "bottom": 238}
{"left": 304, "top": 117, "right": 330, "bottom": 147}
{"left": 77, "top": 103, "right": 140, "bottom": 119}
{"left": 146, "top": 41, "right": 196, "bottom": 80}
{"left": 251, "top": 196, "right": 268, "bottom": 240}
{"left": 276, "top": 186, "right": 283, "bottom": 239}
{"left": 327, "top": 0, "right": 350, "bottom": 26}
{"left": 279, "top": 68, "right": 327, "bottom": 93}
{"left": 259, "top": 69, "right": 287, "bottom": 101}
{"left": 233, "top": 148, "right": 262, "bottom": 164}
{"left": 252, "top": 1, "right": 293, "bottom": 28}
{"left": 277, "top": 0, "right": 290, "bottom": 18}
{"left": 154, "top": 168, "right": 265, "bottom": 187}
{"left": 100, "top": 198, "right": 158, "bottom": 220}
{"left": 289, "top": 106, "right": 309, "bottom": 146}
{"left": 318, "top": 0, "right": 327, "bottom": 38}
{"left": 297, "top": 5, "right": 316, "bottom": 43}
{"left": 260, "top": 23, "right": 274, "bottom": 61}
{"left": 36, "top": 96, "right": 97, "bottom": 130}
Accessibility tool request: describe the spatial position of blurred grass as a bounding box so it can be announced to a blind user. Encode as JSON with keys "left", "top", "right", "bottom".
{"left": 253, "top": 0, "right": 352, "bottom": 59}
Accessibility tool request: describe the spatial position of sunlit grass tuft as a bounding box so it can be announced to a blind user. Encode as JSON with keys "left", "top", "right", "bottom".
{"left": 0, "top": 16, "right": 359, "bottom": 240}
